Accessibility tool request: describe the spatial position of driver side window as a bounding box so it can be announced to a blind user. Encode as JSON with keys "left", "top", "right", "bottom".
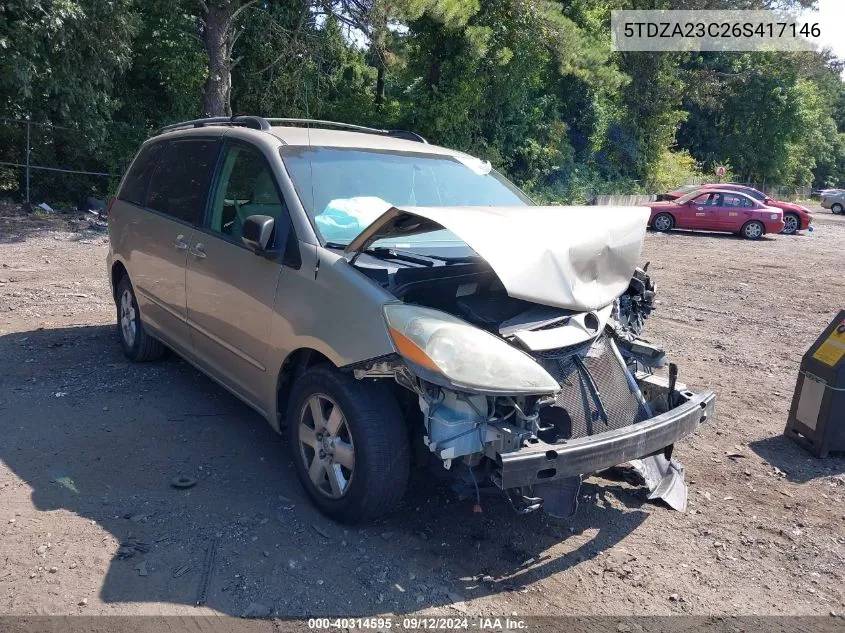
{"left": 209, "top": 144, "right": 286, "bottom": 241}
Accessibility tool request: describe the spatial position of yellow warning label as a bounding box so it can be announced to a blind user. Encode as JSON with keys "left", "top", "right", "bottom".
{"left": 729, "top": 212, "right": 738, "bottom": 216}
{"left": 813, "top": 319, "right": 845, "bottom": 366}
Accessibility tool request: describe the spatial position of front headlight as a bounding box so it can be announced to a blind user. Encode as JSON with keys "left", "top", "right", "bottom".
{"left": 383, "top": 303, "right": 560, "bottom": 394}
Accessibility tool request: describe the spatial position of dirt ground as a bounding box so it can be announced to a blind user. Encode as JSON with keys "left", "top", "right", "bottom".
{"left": 1, "top": 202, "right": 844, "bottom": 618}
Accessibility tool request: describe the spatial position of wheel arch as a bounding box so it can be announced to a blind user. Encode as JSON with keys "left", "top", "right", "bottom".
{"left": 110, "top": 260, "right": 129, "bottom": 303}
{"left": 274, "top": 348, "right": 336, "bottom": 432}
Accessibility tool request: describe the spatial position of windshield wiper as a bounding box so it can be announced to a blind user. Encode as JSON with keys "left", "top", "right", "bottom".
{"left": 329, "top": 241, "right": 477, "bottom": 266}
{"left": 365, "top": 247, "right": 434, "bottom": 267}
{"left": 414, "top": 252, "right": 480, "bottom": 264}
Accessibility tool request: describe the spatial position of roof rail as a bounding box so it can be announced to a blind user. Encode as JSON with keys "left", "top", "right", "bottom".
{"left": 264, "top": 118, "right": 428, "bottom": 143}
{"left": 155, "top": 115, "right": 428, "bottom": 144}
{"left": 155, "top": 115, "right": 271, "bottom": 135}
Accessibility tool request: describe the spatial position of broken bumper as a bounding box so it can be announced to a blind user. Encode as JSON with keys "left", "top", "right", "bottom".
{"left": 494, "top": 390, "right": 715, "bottom": 489}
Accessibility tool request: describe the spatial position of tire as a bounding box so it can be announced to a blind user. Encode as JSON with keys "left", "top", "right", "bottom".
{"left": 287, "top": 365, "right": 410, "bottom": 523}
{"left": 741, "top": 220, "right": 765, "bottom": 240}
{"left": 833, "top": 203, "right": 844, "bottom": 214}
{"left": 781, "top": 213, "right": 800, "bottom": 235}
{"left": 116, "top": 276, "right": 165, "bottom": 362}
{"left": 652, "top": 213, "right": 674, "bottom": 232}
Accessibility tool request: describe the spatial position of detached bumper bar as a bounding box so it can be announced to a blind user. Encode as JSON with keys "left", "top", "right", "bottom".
{"left": 495, "top": 390, "right": 715, "bottom": 489}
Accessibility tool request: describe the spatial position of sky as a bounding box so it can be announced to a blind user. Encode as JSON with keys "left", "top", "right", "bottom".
{"left": 801, "top": 0, "right": 845, "bottom": 62}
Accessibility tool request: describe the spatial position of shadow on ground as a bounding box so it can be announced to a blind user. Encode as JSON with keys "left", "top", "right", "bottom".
{"left": 649, "top": 229, "right": 779, "bottom": 242}
{"left": 749, "top": 435, "right": 845, "bottom": 484}
{"left": 0, "top": 324, "right": 652, "bottom": 616}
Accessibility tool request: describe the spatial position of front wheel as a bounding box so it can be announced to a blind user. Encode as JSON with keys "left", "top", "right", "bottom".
{"left": 833, "top": 203, "right": 844, "bottom": 214}
{"left": 741, "top": 220, "right": 765, "bottom": 240}
{"left": 287, "top": 365, "right": 410, "bottom": 523}
{"left": 652, "top": 213, "right": 674, "bottom": 232}
{"left": 781, "top": 213, "right": 800, "bottom": 235}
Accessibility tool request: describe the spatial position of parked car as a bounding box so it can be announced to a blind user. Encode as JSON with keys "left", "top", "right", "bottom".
{"left": 647, "top": 189, "right": 784, "bottom": 239}
{"left": 812, "top": 187, "right": 844, "bottom": 199}
{"left": 107, "top": 115, "right": 715, "bottom": 523}
{"left": 821, "top": 190, "right": 845, "bottom": 214}
{"left": 663, "top": 184, "right": 811, "bottom": 235}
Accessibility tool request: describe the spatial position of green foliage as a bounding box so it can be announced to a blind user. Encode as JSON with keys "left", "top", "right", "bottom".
{"left": 647, "top": 149, "right": 703, "bottom": 193}
{"left": 1, "top": 0, "right": 845, "bottom": 204}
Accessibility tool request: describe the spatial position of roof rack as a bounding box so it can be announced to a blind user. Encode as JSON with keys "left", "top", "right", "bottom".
{"left": 155, "top": 115, "right": 428, "bottom": 144}
{"left": 264, "top": 118, "right": 428, "bottom": 144}
{"left": 155, "top": 115, "right": 271, "bottom": 135}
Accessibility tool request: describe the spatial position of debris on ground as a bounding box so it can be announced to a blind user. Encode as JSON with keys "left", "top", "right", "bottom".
{"left": 170, "top": 475, "right": 198, "bottom": 489}
{"left": 116, "top": 537, "right": 150, "bottom": 560}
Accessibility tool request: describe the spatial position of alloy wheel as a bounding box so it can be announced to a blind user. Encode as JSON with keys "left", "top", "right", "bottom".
{"left": 297, "top": 394, "right": 355, "bottom": 499}
{"left": 654, "top": 215, "right": 672, "bottom": 231}
{"left": 783, "top": 215, "right": 799, "bottom": 234}
{"left": 744, "top": 222, "right": 763, "bottom": 239}
{"left": 120, "top": 289, "right": 137, "bottom": 347}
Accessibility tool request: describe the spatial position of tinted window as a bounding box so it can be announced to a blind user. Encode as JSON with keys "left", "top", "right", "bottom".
{"left": 147, "top": 139, "right": 218, "bottom": 224}
{"left": 208, "top": 144, "right": 287, "bottom": 242}
{"left": 118, "top": 142, "right": 164, "bottom": 206}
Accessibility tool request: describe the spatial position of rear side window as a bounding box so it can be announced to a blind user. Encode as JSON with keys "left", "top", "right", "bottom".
{"left": 118, "top": 142, "right": 164, "bottom": 206}
{"left": 147, "top": 139, "right": 218, "bottom": 224}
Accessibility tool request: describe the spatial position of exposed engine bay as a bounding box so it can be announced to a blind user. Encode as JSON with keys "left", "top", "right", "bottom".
{"left": 345, "top": 206, "right": 715, "bottom": 518}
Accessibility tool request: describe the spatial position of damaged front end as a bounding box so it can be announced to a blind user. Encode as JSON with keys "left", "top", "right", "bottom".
{"left": 347, "top": 205, "right": 715, "bottom": 518}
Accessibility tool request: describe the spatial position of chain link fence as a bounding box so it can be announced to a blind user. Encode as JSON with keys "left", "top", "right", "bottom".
{"left": 0, "top": 118, "right": 117, "bottom": 209}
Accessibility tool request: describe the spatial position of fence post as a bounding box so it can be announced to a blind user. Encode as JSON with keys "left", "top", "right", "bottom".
{"left": 25, "top": 120, "right": 30, "bottom": 204}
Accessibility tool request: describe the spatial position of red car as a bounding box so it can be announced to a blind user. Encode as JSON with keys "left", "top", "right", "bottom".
{"left": 648, "top": 189, "right": 784, "bottom": 239}
{"left": 663, "top": 183, "right": 812, "bottom": 235}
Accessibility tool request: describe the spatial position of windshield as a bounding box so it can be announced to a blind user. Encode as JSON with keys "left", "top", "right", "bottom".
{"left": 676, "top": 190, "right": 707, "bottom": 204}
{"left": 715, "top": 184, "right": 765, "bottom": 200}
{"left": 281, "top": 146, "right": 531, "bottom": 247}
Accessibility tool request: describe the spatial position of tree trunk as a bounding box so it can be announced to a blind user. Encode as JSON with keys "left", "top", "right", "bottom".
{"left": 375, "top": 65, "right": 385, "bottom": 106}
{"left": 202, "top": 2, "right": 236, "bottom": 117}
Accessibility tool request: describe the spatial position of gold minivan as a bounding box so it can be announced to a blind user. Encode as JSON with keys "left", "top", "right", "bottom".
{"left": 107, "top": 116, "right": 715, "bottom": 522}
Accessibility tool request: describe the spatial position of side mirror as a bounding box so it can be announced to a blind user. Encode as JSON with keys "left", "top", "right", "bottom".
{"left": 242, "top": 215, "right": 275, "bottom": 254}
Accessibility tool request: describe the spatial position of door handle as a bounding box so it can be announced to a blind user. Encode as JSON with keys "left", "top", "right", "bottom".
{"left": 173, "top": 235, "right": 188, "bottom": 250}
{"left": 189, "top": 243, "right": 207, "bottom": 259}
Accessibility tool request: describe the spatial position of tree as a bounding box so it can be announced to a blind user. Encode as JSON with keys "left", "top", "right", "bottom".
{"left": 199, "top": 0, "right": 256, "bottom": 116}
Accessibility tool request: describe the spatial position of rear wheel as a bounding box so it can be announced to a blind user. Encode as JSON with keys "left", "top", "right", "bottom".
{"left": 833, "top": 203, "right": 844, "bottom": 214}
{"left": 781, "top": 213, "right": 800, "bottom": 235}
{"left": 741, "top": 220, "right": 765, "bottom": 240}
{"left": 116, "top": 276, "right": 165, "bottom": 362}
{"left": 287, "top": 365, "right": 409, "bottom": 523}
{"left": 652, "top": 213, "right": 674, "bottom": 232}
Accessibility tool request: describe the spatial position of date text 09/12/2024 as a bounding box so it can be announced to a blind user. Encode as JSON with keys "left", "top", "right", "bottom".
{"left": 308, "top": 617, "right": 528, "bottom": 630}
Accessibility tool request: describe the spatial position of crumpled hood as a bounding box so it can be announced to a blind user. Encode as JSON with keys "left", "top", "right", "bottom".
{"left": 346, "top": 205, "right": 651, "bottom": 312}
